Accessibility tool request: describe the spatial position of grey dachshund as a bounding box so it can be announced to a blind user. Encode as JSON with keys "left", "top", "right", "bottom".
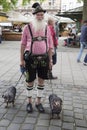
{"left": 2, "top": 86, "right": 16, "bottom": 108}
{"left": 49, "top": 94, "right": 62, "bottom": 119}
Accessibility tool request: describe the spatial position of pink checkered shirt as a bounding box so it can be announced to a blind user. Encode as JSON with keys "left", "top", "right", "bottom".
{"left": 21, "top": 23, "right": 53, "bottom": 55}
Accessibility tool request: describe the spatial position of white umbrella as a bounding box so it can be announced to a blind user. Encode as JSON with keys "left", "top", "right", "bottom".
{"left": 44, "top": 13, "right": 58, "bottom": 22}
{"left": 7, "top": 11, "right": 31, "bottom": 23}
{"left": 58, "top": 17, "right": 75, "bottom": 23}
{"left": 44, "top": 14, "right": 74, "bottom": 23}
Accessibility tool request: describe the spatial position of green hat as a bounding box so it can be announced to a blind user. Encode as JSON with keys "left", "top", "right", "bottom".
{"left": 32, "top": 3, "right": 46, "bottom": 15}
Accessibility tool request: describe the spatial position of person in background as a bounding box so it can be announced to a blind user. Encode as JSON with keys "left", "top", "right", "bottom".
{"left": 71, "top": 25, "right": 77, "bottom": 36}
{"left": 48, "top": 18, "right": 58, "bottom": 79}
{"left": 77, "top": 20, "right": 87, "bottom": 62}
{"left": 0, "top": 25, "right": 2, "bottom": 44}
{"left": 20, "top": 2, "right": 53, "bottom": 113}
{"left": 67, "top": 33, "right": 75, "bottom": 45}
{"left": 83, "top": 53, "right": 87, "bottom": 65}
{"left": 55, "top": 21, "right": 59, "bottom": 39}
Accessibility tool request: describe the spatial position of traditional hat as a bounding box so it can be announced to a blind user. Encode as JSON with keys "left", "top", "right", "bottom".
{"left": 32, "top": 2, "right": 40, "bottom": 8}
{"left": 32, "top": 2, "right": 46, "bottom": 15}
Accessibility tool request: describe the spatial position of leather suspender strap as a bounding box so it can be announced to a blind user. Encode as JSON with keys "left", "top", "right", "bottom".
{"left": 28, "top": 24, "right": 33, "bottom": 54}
{"left": 45, "top": 26, "right": 47, "bottom": 53}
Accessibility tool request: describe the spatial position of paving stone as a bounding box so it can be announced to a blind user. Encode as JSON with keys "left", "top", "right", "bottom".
{"left": 0, "top": 113, "right": 4, "bottom": 119}
{"left": 83, "top": 105, "right": 87, "bottom": 109}
{"left": 0, "top": 127, "right": 7, "bottom": 130}
{"left": 50, "top": 119, "right": 62, "bottom": 127}
{"left": 16, "top": 110, "right": 27, "bottom": 117}
{"left": 12, "top": 116, "right": 25, "bottom": 124}
{"left": 0, "top": 119, "right": 10, "bottom": 127}
{"left": 21, "top": 124, "right": 34, "bottom": 130}
{"left": 76, "top": 127, "right": 87, "bottom": 130}
{"left": 63, "top": 105, "right": 73, "bottom": 110}
{"left": 73, "top": 103, "right": 83, "bottom": 108}
{"left": 62, "top": 122, "right": 74, "bottom": 130}
{"left": 63, "top": 110, "right": 74, "bottom": 117}
{"left": 27, "top": 111, "right": 39, "bottom": 118}
{"left": 75, "top": 119, "right": 87, "bottom": 128}
{"left": 39, "top": 113, "right": 50, "bottom": 119}
{"left": 63, "top": 101, "right": 72, "bottom": 105}
{"left": 74, "top": 108, "right": 83, "bottom": 113}
{"left": 3, "top": 113, "right": 15, "bottom": 121}
{"left": 35, "top": 126, "right": 48, "bottom": 130}
{"left": 49, "top": 126, "right": 61, "bottom": 130}
{"left": 74, "top": 113, "right": 84, "bottom": 120}
{"left": 7, "top": 123, "right": 21, "bottom": 130}
{"left": 24, "top": 117, "right": 37, "bottom": 124}
{"left": 63, "top": 116, "right": 74, "bottom": 123}
{"left": 37, "top": 119, "right": 50, "bottom": 126}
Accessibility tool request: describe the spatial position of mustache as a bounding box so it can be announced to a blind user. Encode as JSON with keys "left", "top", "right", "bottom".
{"left": 32, "top": 18, "right": 46, "bottom": 32}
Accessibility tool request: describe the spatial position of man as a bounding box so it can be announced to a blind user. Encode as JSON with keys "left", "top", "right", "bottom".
{"left": 20, "top": 3, "right": 53, "bottom": 113}
{"left": 55, "top": 21, "right": 59, "bottom": 39}
{"left": 77, "top": 20, "right": 87, "bottom": 62}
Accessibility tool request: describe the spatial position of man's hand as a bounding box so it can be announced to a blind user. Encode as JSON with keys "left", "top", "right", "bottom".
{"left": 49, "top": 60, "right": 53, "bottom": 70}
{"left": 20, "top": 65, "right": 26, "bottom": 74}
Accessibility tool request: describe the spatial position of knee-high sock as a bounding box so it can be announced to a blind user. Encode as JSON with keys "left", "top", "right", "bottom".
{"left": 37, "top": 85, "right": 44, "bottom": 98}
{"left": 26, "top": 85, "right": 33, "bottom": 98}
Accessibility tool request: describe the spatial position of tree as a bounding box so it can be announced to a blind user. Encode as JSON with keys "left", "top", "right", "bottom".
{"left": 0, "top": 0, "right": 46, "bottom": 12}
{"left": 0, "top": 0, "right": 18, "bottom": 11}
{"left": 22, "top": 0, "right": 31, "bottom": 5}
{"left": 22, "top": 0, "right": 46, "bottom": 5}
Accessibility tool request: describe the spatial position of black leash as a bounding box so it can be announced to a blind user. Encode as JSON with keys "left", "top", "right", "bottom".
{"left": 14, "top": 73, "right": 24, "bottom": 88}
{"left": 48, "top": 70, "right": 54, "bottom": 94}
{"left": 2, "top": 73, "right": 25, "bottom": 95}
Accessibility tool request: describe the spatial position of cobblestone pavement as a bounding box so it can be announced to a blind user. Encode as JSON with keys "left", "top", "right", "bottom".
{"left": 0, "top": 39, "right": 87, "bottom": 130}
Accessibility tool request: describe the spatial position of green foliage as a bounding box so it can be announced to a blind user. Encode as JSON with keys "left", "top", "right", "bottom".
{"left": 77, "top": 0, "right": 83, "bottom": 2}
{"left": 33, "top": 0, "right": 46, "bottom": 4}
{"left": 22, "top": 0, "right": 31, "bottom": 5}
{"left": 0, "top": 0, "right": 47, "bottom": 11}
{"left": 11, "top": 0, "right": 18, "bottom": 6}
{"left": 0, "top": 0, "right": 18, "bottom": 11}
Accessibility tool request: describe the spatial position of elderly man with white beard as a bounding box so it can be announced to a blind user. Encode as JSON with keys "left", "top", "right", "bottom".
{"left": 20, "top": 2, "right": 53, "bottom": 113}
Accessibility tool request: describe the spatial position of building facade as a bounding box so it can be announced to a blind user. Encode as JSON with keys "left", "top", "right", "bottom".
{"left": 61, "top": 0, "right": 83, "bottom": 12}
{"left": 17, "top": 0, "right": 61, "bottom": 14}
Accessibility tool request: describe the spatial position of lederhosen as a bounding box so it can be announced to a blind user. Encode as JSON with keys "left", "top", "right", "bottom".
{"left": 24, "top": 24, "right": 49, "bottom": 82}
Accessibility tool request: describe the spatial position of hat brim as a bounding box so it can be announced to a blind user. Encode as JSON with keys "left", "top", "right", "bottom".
{"left": 33, "top": 10, "right": 46, "bottom": 15}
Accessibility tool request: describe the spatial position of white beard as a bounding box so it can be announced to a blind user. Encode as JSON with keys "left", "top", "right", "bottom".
{"left": 32, "top": 17, "right": 46, "bottom": 32}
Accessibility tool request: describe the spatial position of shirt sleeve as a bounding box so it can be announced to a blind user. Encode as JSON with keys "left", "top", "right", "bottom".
{"left": 21, "top": 25, "right": 28, "bottom": 46}
{"left": 47, "top": 26, "right": 54, "bottom": 49}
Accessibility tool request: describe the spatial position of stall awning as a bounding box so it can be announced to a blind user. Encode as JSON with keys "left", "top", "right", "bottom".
{"left": 56, "top": 6, "right": 83, "bottom": 21}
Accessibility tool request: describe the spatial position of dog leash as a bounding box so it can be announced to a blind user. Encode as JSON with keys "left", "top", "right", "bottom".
{"left": 48, "top": 70, "right": 54, "bottom": 94}
{"left": 2, "top": 73, "right": 25, "bottom": 96}
{"left": 14, "top": 65, "right": 26, "bottom": 87}
{"left": 14, "top": 73, "right": 25, "bottom": 88}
